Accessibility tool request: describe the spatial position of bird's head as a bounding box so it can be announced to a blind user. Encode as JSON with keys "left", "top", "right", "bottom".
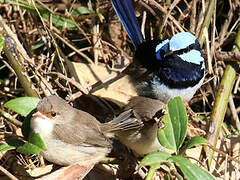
{"left": 31, "top": 96, "right": 73, "bottom": 135}
{"left": 155, "top": 32, "right": 205, "bottom": 70}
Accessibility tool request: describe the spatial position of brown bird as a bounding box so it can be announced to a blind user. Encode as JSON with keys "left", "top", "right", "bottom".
{"left": 73, "top": 95, "right": 167, "bottom": 156}
{"left": 31, "top": 95, "right": 142, "bottom": 166}
{"left": 115, "top": 96, "right": 166, "bottom": 155}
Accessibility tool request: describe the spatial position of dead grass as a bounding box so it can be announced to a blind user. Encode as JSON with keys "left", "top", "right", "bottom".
{"left": 0, "top": 0, "right": 239, "bottom": 179}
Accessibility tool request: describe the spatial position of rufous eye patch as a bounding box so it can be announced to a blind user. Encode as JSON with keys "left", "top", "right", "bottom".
{"left": 44, "top": 111, "right": 60, "bottom": 118}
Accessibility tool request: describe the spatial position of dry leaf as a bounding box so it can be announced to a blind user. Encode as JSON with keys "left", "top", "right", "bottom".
{"left": 27, "top": 165, "right": 53, "bottom": 177}
{"left": 36, "top": 164, "right": 95, "bottom": 180}
{"left": 68, "top": 61, "right": 138, "bottom": 106}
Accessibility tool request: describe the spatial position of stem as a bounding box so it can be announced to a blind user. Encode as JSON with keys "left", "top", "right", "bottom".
{"left": 198, "top": 0, "right": 216, "bottom": 46}
{"left": 165, "top": 162, "right": 183, "bottom": 180}
{"left": 3, "top": 36, "right": 39, "bottom": 97}
{"left": 206, "top": 27, "right": 240, "bottom": 167}
{"left": 146, "top": 163, "right": 159, "bottom": 180}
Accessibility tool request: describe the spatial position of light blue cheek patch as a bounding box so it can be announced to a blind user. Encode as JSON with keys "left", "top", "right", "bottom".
{"left": 155, "top": 39, "right": 169, "bottom": 60}
{"left": 170, "top": 32, "right": 196, "bottom": 51}
{"left": 179, "top": 50, "right": 205, "bottom": 69}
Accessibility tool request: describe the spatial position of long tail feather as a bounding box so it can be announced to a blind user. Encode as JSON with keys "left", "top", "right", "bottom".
{"left": 110, "top": 0, "right": 144, "bottom": 47}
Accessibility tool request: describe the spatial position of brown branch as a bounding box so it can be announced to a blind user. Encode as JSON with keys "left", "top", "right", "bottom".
{"left": 215, "top": 51, "right": 240, "bottom": 62}
{"left": 0, "top": 165, "right": 18, "bottom": 180}
{"left": 207, "top": 144, "right": 240, "bottom": 164}
{"left": 46, "top": 72, "right": 89, "bottom": 95}
{"left": 0, "top": 19, "right": 39, "bottom": 97}
{"left": 0, "top": 109, "right": 22, "bottom": 127}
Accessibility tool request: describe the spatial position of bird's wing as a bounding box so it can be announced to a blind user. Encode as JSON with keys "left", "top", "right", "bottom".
{"left": 101, "top": 109, "right": 143, "bottom": 133}
{"left": 53, "top": 112, "right": 112, "bottom": 148}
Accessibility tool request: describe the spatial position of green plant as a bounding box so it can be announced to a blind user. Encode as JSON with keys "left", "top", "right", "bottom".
{"left": 1, "top": 97, "right": 46, "bottom": 155}
{"left": 139, "top": 97, "right": 214, "bottom": 180}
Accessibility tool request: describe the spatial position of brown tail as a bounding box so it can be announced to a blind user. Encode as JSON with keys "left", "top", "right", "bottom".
{"left": 101, "top": 110, "right": 143, "bottom": 133}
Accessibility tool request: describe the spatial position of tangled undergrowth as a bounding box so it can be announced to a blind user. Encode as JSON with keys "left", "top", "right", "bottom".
{"left": 0, "top": 0, "right": 239, "bottom": 179}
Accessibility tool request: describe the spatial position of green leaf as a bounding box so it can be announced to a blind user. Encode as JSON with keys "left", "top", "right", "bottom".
{"left": 31, "top": 41, "right": 45, "bottom": 50}
{"left": 139, "top": 151, "right": 172, "bottom": 167}
{"left": 164, "top": 174, "right": 171, "bottom": 180}
{"left": 0, "top": 144, "right": 16, "bottom": 152}
{"left": 0, "top": 35, "right": 4, "bottom": 53}
{"left": 8, "top": 0, "right": 37, "bottom": 13}
{"left": 198, "top": 115, "right": 205, "bottom": 121}
{"left": 16, "top": 143, "right": 43, "bottom": 155}
{"left": 168, "top": 97, "right": 188, "bottom": 150}
{"left": 72, "top": 6, "right": 92, "bottom": 16}
{"left": 5, "top": 134, "right": 46, "bottom": 155}
{"left": 4, "top": 97, "right": 39, "bottom": 117}
{"left": 41, "top": 12, "right": 76, "bottom": 28}
{"left": 22, "top": 110, "right": 35, "bottom": 140}
{"left": 6, "top": 138, "right": 25, "bottom": 148}
{"left": 158, "top": 114, "right": 177, "bottom": 151}
{"left": 181, "top": 136, "right": 207, "bottom": 154}
{"left": 158, "top": 97, "right": 188, "bottom": 152}
{"left": 169, "top": 156, "right": 215, "bottom": 180}
{"left": 29, "top": 133, "right": 46, "bottom": 150}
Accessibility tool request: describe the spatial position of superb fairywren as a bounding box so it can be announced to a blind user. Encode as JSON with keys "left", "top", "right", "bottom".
{"left": 110, "top": 0, "right": 205, "bottom": 103}
{"left": 31, "top": 95, "right": 142, "bottom": 165}
{"left": 109, "top": 0, "right": 205, "bottom": 155}
{"left": 116, "top": 96, "right": 166, "bottom": 155}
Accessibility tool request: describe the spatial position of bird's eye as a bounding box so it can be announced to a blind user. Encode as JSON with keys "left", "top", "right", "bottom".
{"left": 51, "top": 112, "right": 57, "bottom": 117}
{"left": 183, "top": 49, "right": 188, "bottom": 53}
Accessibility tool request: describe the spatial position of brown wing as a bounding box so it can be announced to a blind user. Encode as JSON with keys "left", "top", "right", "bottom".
{"left": 53, "top": 110, "right": 112, "bottom": 148}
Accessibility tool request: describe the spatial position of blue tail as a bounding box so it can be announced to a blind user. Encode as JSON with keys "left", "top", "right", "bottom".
{"left": 110, "top": 0, "right": 144, "bottom": 47}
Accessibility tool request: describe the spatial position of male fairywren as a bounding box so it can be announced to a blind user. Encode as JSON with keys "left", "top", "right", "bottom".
{"left": 110, "top": 0, "right": 205, "bottom": 103}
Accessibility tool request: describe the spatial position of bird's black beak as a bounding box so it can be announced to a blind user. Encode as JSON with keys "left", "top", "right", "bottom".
{"left": 164, "top": 50, "right": 174, "bottom": 58}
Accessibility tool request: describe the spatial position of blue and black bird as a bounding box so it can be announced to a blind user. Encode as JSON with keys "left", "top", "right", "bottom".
{"left": 110, "top": 0, "right": 205, "bottom": 103}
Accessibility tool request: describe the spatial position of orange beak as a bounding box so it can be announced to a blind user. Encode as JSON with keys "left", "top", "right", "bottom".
{"left": 33, "top": 111, "right": 48, "bottom": 120}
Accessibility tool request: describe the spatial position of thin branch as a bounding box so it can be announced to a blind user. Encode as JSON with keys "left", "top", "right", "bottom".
{"left": 0, "top": 166, "right": 18, "bottom": 180}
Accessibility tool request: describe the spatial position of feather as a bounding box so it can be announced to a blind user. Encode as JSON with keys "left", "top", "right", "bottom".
{"left": 110, "top": 0, "right": 144, "bottom": 47}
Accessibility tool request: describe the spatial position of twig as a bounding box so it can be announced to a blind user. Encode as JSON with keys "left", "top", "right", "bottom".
{"left": 0, "top": 16, "right": 34, "bottom": 65}
{"left": 207, "top": 144, "right": 240, "bottom": 164}
{"left": 215, "top": 51, "right": 240, "bottom": 62}
{"left": 165, "top": 162, "right": 183, "bottom": 180}
{"left": 190, "top": 0, "right": 197, "bottom": 33}
{"left": 46, "top": 72, "right": 89, "bottom": 95}
{"left": 0, "top": 109, "right": 22, "bottom": 127}
{"left": 147, "top": 0, "right": 185, "bottom": 32}
{"left": 228, "top": 94, "right": 240, "bottom": 131}
{"left": 68, "top": 13, "right": 91, "bottom": 44}
{"left": 218, "top": 0, "right": 234, "bottom": 48}
{"left": 0, "top": 165, "right": 18, "bottom": 180}
{"left": 160, "top": 0, "right": 182, "bottom": 35}
{"left": 0, "top": 16, "right": 39, "bottom": 97}
{"left": 198, "top": 0, "right": 216, "bottom": 46}
{"left": 53, "top": 31, "right": 93, "bottom": 64}
{"left": 233, "top": 76, "right": 240, "bottom": 94}
{"left": 195, "top": 1, "right": 207, "bottom": 37}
